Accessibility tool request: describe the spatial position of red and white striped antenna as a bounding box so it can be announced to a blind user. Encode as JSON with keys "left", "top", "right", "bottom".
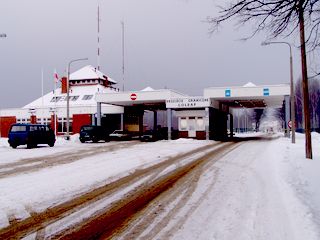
{"left": 121, "top": 21, "right": 125, "bottom": 91}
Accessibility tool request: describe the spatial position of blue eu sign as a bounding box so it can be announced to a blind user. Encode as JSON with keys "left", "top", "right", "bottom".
{"left": 263, "top": 88, "right": 269, "bottom": 96}
{"left": 225, "top": 89, "right": 231, "bottom": 97}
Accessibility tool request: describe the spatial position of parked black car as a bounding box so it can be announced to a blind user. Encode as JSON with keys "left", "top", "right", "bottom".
{"left": 8, "top": 123, "right": 55, "bottom": 149}
{"left": 141, "top": 130, "right": 159, "bottom": 142}
{"left": 79, "top": 125, "right": 109, "bottom": 143}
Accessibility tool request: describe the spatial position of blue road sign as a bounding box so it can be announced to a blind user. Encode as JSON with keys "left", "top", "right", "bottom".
{"left": 263, "top": 88, "right": 269, "bottom": 96}
{"left": 225, "top": 89, "right": 231, "bottom": 97}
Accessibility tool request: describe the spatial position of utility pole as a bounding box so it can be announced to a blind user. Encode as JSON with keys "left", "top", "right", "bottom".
{"left": 298, "top": 2, "right": 312, "bottom": 159}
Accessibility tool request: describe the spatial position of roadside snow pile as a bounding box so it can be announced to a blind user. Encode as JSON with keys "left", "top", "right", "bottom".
{"left": 0, "top": 134, "right": 79, "bottom": 148}
{"left": 55, "top": 134, "right": 81, "bottom": 145}
{"left": 0, "top": 138, "right": 8, "bottom": 148}
{"left": 0, "top": 135, "right": 83, "bottom": 165}
{"left": 234, "top": 132, "right": 268, "bottom": 138}
{"left": 282, "top": 132, "right": 320, "bottom": 227}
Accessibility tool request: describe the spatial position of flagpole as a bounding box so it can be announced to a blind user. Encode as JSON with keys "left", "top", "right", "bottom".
{"left": 41, "top": 68, "right": 44, "bottom": 107}
{"left": 41, "top": 68, "right": 44, "bottom": 125}
{"left": 54, "top": 69, "right": 58, "bottom": 136}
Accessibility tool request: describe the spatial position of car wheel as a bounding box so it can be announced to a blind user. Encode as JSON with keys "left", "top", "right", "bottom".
{"left": 92, "top": 137, "right": 98, "bottom": 143}
{"left": 49, "top": 142, "right": 55, "bottom": 147}
{"left": 80, "top": 138, "right": 85, "bottom": 143}
{"left": 27, "top": 143, "right": 33, "bottom": 149}
{"left": 10, "top": 143, "right": 17, "bottom": 149}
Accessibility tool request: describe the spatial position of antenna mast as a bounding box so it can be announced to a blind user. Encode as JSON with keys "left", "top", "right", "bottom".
{"left": 121, "top": 21, "right": 125, "bottom": 91}
{"left": 97, "top": 3, "right": 101, "bottom": 71}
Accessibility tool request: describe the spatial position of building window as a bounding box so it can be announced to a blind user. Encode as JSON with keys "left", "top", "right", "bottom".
{"left": 63, "top": 96, "right": 79, "bottom": 101}
{"left": 50, "top": 96, "right": 63, "bottom": 102}
{"left": 196, "top": 117, "right": 205, "bottom": 131}
{"left": 71, "top": 96, "right": 79, "bottom": 101}
{"left": 37, "top": 118, "right": 51, "bottom": 125}
{"left": 82, "top": 95, "right": 94, "bottom": 100}
{"left": 57, "top": 117, "right": 73, "bottom": 133}
{"left": 180, "top": 117, "right": 187, "bottom": 131}
{"left": 17, "top": 118, "right": 30, "bottom": 124}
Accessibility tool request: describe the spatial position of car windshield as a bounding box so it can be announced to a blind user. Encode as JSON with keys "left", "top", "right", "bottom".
{"left": 82, "top": 126, "right": 94, "bottom": 131}
{"left": 112, "top": 130, "right": 123, "bottom": 134}
{"left": 10, "top": 125, "right": 27, "bottom": 132}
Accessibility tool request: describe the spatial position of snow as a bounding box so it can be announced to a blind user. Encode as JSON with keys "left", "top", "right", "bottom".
{"left": 164, "top": 133, "right": 320, "bottom": 240}
{"left": 23, "top": 84, "right": 118, "bottom": 109}
{"left": 243, "top": 82, "right": 257, "bottom": 87}
{"left": 0, "top": 133, "right": 320, "bottom": 239}
{"left": 69, "top": 65, "right": 117, "bottom": 84}
{"left": 0, "top": 138, "right": 210, "bottom": 229}
{"left": 0, "top": 135, "right": 82, "bottom": 164}
{"left": 141, "top": 86, "right": 155, "bottom": 91}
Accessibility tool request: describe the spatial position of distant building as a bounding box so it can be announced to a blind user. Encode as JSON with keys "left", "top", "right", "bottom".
{"left": 0, "top": 65, "right": 124, "bottom": 137}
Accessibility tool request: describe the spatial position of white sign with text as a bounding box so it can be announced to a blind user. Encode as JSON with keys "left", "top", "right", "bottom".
{"left": 166, "top": 97, "right": 211, "bottom": 108}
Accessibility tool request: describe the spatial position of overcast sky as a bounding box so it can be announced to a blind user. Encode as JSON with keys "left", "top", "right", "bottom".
{"left": 0, "top": 0, "right": 305, "bottom": 108}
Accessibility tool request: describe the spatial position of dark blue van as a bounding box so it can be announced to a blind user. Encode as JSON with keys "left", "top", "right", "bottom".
{"left": 8, "top": 124, "right": 56, "bottom": 149}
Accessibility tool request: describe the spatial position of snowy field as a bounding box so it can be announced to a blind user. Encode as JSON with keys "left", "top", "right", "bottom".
{"left": 0, "top": 133, "right": 320, "bottom": 239}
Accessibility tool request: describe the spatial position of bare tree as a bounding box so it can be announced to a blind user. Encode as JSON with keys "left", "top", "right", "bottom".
{"left": 309, "top": 79, "right": 320, "bottom": 129}
{"left": 295, "top": 78, "right": 304, "bottom": 130}
{"left": 295, "top": 78, "right": 320, "bottom": 130}
{"left": 208, "top": 0, "right": 316, "bottom": 158}
{"left": 253, "top": 109, "right": 264, "bottom": 131}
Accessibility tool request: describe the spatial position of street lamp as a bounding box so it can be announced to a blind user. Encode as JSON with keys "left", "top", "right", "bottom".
{"left": 66, "top": 58, "right": 88, "bottom": 140}
{"left": 261, "top": 41, "right": 296, "bottom": 144}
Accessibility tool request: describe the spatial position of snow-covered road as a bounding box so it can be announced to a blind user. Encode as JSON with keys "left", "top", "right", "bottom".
{"left": 139, "top": 136, "right": 320, "bottom": 240}
{"left": 73, "top": 133, "right": 320, "bottom": 240}
{"left": 0, "top": 133, "right": 319, "bottom": 239}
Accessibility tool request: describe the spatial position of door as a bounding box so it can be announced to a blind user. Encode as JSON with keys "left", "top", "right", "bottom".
{"left": 188, "top": 117, "right": 196, "bottom": 138}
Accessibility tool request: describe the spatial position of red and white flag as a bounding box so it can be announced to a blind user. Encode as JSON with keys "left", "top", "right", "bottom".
{"left": 54, "top": 70, "right": 59, "bottom": 83}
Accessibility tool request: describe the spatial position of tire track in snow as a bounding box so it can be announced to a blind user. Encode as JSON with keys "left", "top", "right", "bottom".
{"left": 0, "top": 142, "right": 225, "bottom": 239}
{"left": 114, "top": 142, "right": 241, "bottom": 240}
{"left": 0, "top": 141, "right": 140, "bottom": 178}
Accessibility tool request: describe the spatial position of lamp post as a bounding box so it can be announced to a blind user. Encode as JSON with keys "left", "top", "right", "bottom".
{"left": 66, "top": 58, "right": 88, "bottom": 140}
{"left": 261, "top": 41, "right": 295, "bottom": 144}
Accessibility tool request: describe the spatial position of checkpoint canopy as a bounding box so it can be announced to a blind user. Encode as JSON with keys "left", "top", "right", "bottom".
{"left": 203, "top": 83, "right": 290, "bottom": 109}
{"left": 95, "top": 88, "right": 187, "bottom": 109}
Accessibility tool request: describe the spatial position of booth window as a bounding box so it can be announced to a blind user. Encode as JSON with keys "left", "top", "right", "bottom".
{"left": 197, "top": 117, "right": 205, "bottom": 130}
{"left": 180, "top": 117, "right": 188, "bottom": 131}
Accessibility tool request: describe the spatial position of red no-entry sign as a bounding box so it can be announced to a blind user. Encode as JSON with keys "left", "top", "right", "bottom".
{"left": 130, "top": 93, "right": 137, "bottom": 101}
